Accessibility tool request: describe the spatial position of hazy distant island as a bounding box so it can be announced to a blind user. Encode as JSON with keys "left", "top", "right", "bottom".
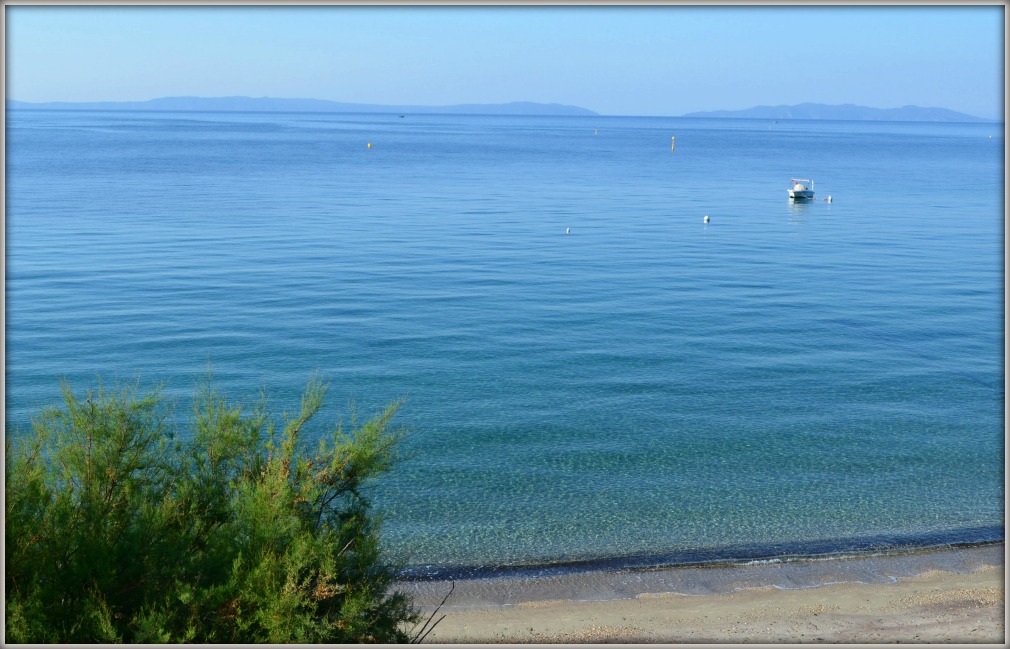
{"left": 682, "top": 102, "right": 992, "bottom": 123}
{"left": 6, "top": 96, "right": 598, "bottom": 116}
{"left": 7, "top": 97, "right": 995, "bottom": 122}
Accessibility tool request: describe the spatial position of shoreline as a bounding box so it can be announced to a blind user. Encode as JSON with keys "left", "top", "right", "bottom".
{"left": 397, "top": 542, "right": 1004, "bottom": 643}
{"left": 395, "top": 529, "right": 1004, "bottom": 581}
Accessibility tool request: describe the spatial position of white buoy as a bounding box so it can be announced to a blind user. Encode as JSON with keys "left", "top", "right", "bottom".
{"left": 703, "top": 215, "right": 709, "bottom": 223}
{"left": 566, "top": 227, "right": 571, "bottom": 234}
{"left": 827, "top": 195, "right": 832, "bottom": 203}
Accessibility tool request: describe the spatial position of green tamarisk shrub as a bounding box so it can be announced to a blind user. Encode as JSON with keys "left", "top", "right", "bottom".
{"left": 5, "top": 375, "right": 420, "bottom": 643}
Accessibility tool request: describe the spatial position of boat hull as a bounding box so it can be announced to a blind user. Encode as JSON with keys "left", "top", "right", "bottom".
{"left": 788, "top": 190, "right": 815, "bottom": 200}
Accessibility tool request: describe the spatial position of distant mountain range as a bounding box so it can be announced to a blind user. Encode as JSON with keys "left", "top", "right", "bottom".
{"left": 682, "top": 102, "right": 992, "bottom": 123}
{"left": 6, "top": 96, "right": 598, "bottom": 116}
{"left": 7, "top": 97, "right": 996, "bottom": 122}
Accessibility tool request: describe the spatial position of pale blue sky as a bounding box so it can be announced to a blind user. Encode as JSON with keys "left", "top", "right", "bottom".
{"left": 6, "top": 5, "right": 1005, "bottom": 119}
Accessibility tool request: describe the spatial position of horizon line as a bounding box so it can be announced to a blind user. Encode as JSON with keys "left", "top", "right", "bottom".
{"left": 5, "top": 96, "right": 999, "bottom": 122}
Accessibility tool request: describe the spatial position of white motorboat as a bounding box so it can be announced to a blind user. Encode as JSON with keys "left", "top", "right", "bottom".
{"left": 788, "top": 178, "right": 815, "bottom": 200}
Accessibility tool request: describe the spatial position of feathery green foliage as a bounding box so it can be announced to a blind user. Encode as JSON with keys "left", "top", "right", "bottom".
{"left": 5, "top": 376, "right": 419, "bottom": 643}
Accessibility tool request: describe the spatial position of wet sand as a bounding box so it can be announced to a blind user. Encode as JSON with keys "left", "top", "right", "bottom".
{"left": 398, "top": 543, "right": 1004, "bottom": 643}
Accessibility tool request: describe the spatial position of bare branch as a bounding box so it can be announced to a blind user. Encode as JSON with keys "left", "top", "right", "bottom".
{"left": 411, "top": 580, "right": 454, "bottom": 644}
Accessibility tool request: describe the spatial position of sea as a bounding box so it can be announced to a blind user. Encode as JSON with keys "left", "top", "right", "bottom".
{"left": 5, "top": 110, "right": 1005, "bottom": 579}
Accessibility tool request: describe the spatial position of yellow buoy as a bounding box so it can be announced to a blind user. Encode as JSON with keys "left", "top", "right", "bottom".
{"left": 367, "top": 143, "right": 372, "bottom": 149}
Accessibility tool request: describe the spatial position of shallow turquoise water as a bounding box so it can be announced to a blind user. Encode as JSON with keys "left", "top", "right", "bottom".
{"left": 5, "top": 111, "right": 1004, "bottom": 572}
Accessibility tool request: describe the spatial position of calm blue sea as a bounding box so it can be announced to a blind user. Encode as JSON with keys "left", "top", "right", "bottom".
{"left": 5, "top": 110, "right": 1005, "bottom": 575}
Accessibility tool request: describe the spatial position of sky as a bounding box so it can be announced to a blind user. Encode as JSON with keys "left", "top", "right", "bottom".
{"left": 5, "top": 5, "right": 1005, "bottom": 119}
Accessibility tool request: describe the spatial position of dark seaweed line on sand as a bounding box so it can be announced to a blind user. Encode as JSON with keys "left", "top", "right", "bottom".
{"left": 395, "top": 525, "right": 1003, "bottom": 581}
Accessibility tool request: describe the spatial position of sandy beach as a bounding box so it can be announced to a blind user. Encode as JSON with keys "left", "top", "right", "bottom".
{"left": 399, "top": 544, "right": 1004, "bottom": 643}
